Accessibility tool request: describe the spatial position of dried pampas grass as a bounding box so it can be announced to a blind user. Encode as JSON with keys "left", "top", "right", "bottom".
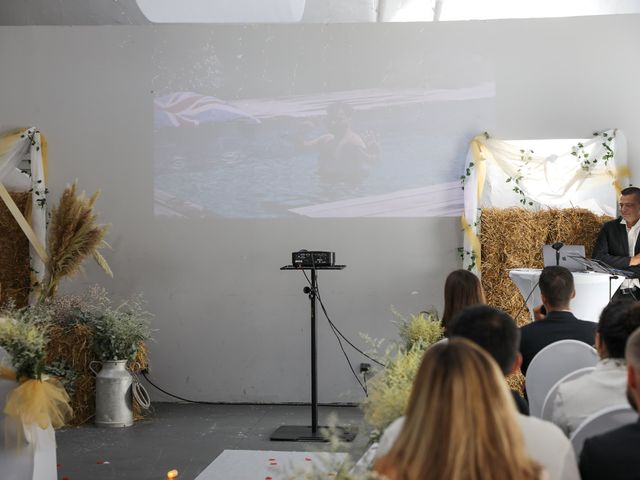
{"left": 41, "top": 182, "right": 112, "bottom": 301}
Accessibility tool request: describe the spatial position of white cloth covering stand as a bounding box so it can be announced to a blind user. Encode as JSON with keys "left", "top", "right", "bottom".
{"left": 509, "top": 269, "right": 624, "bottom": 323}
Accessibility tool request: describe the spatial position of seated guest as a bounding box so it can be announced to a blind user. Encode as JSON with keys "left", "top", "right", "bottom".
{"left": 440, "top": 269, "right": 485, "bottom": 331}
{"left": 373, "top": 338, "right": 543, "bottom": 480}
{"left": 593, "top": 186, "right": 640, "bottom": 301}
{"left": 376, "top": 306, "right": 579, "bottom": 480}
{"left": 552, "top": 300, "right": 640, "bottom": 436}
{"left": 579, "top": 327, "right": 640, "bottom": 480}
{"left": 520, "top": 266, "right": 596, "bottom": 375}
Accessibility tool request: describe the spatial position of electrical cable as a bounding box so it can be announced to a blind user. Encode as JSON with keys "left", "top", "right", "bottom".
{"left": 300, "top": 268, "right": 367, "bottom": 395}
{"left": 301, "top": 268, "right": 385, "bottom": 368}
{"left": 141, "top": 371, "right": 220, "bottom": 404}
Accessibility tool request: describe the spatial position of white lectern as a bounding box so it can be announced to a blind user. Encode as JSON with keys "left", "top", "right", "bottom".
{"left": 509, "top": 269, "right": 625, "bottom": 323}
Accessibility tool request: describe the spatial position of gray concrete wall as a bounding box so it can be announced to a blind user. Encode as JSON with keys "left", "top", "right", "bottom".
{"left": 0, "top": 15, "right": 639, "bottom": 402}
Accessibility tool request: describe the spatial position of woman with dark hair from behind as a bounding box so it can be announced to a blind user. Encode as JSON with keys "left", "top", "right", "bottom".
{"left": 373, "top": 338, "right": 544, "bottom": 480}
{"left": 441, "top": 269, "right": 485, "bottom": 331}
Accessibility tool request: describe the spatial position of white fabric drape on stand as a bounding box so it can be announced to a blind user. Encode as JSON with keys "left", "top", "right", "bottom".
{"left": 0, "top": 128, "right": 48, "bottom": 302}
{"left": 461, "top": 129, "right": 628, "bottom": 272}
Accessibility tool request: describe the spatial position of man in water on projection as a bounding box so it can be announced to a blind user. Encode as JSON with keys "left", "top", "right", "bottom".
{"left": 302, "top": 102, "right": 379, "bottom": 189}
{"left": 593, "top": 186, "right": 640, "bottom": 300}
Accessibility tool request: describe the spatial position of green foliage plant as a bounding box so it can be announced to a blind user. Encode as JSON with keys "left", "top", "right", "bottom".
{"left": 90, "top": 295, "right": 151, "bottom": 362}
{"left": 0, "top": 317, "right": 48, "bottom": 380}
{"left": 393, "top": 307, "right": 443, "bottom": 351}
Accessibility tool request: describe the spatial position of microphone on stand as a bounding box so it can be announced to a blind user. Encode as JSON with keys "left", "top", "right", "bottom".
{"left": 552, "top": 242, "right": 564, "bottom": 266}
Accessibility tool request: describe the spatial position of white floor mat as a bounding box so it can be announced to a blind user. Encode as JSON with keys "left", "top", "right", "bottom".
{"left": 195, "top": 449, "right": 349, "bottom": 480}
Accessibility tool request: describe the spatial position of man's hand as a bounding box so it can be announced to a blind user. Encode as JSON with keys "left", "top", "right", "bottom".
{"left": 533, "top": 304, "right": 546, "bottom": 321}
{"left": 630, "top": 254, "right": 640, "bottom": 266}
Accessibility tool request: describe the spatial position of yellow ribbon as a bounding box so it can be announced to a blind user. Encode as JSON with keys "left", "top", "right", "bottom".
{"left": 461, "top": 136, "right": 488, "bottom": 270}
{"left": 0, "top": 366, "right": 72, "bottom": 432}
{"left": 40, "top": 133, "right": 49, "bottom": 182}
{"left": 470, "top": 138, "right": 487, "bottom": 201}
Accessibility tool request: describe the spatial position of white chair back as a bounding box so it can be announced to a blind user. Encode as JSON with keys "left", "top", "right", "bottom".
{"left": 541, "top": 366, "right": 595, "bottom": 421}
{"left": 570, "top": 404, "right": 637, "bottom": 457}
{"left": 526, "top": 339, "right": 598, "bottom": 417}
{"left": 350, "top": 442, "right": 379, "bottom": 475}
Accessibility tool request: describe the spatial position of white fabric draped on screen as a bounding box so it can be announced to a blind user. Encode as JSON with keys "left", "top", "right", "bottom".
{"left": 0, "top": 127, "right": 48, "bottom": 302}
{"left": 461, "top": 129, "right": 628, "bottom": 272}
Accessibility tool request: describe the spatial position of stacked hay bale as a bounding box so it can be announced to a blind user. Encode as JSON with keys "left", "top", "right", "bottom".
{"left": 480, "top": 207, "right": 611, "bottom": 326}
{"left": 480, "top": 208, "right": 611, "bottom": 394}
{"left": 0, "top": 192, "right": 31, "bottom": 307}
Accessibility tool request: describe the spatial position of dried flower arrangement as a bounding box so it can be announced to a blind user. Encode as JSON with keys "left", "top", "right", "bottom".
{"left": 1, "top": 287, "right": 151, "bottom": 425}
{"left": 361, "top": 310, "right": 444, "bottom": 439}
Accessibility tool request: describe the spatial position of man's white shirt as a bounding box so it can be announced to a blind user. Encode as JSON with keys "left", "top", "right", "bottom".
{"left": 620, "top": 217, "right": 640, "bottom": 289}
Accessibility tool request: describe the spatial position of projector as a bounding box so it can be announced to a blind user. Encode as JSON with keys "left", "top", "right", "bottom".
{"left": 291, "top": 250, "right": 335, "bottom": 268}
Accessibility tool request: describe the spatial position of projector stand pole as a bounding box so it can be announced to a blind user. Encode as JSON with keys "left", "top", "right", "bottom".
{"left": 310, "top": 268, "right": 318, "bottom": 433}
{"left": 271, "top": 264, "right": 355, "bottom": 442}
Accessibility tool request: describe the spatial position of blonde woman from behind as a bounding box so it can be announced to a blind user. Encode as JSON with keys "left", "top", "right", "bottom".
{"left": 373, "top": 338, "right": 545, "bottom": 480}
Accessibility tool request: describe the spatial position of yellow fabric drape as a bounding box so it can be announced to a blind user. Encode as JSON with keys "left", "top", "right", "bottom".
{"left": 461, "top": 136, "right": 488, "bottom": 270}
{"left": 0, "top": 366, "right": 72, "bottom": 433}
{"left": 613, "top": 165, "right": 631, "bottom": 195}
{"left": 40, "top": 133, "right": 49, "bottom": 182}
{"left": 0, "top": 129, "right": 24, "bottom": 157}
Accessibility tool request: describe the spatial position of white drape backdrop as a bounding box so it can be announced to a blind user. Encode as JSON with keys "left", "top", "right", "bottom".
{"left": 461, "top": 129, "right": 628, "bottom": 272}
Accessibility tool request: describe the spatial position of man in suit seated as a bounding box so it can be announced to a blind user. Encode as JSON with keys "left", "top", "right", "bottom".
{"left": 552, "top": 300, "right": 640, "bottom": 436}
{"left": 520, "top": 266, "right": 596, "bottom": 375}
{"left": 593, "top": 186, "right": 640, "bottom": 300}
{"left": 376, "top": 306, "right": 580, "bottom": 480}
{"left": 579, "top": 326, "right": 640, "bottom": 480}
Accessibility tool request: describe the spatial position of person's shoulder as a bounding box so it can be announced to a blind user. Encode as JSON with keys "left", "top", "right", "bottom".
{"left": 601, "top": 217, "right": 623, "bottom": 229}
{"left": 585, "top": 420, "right": 640, "bottom": 446}
{"left": 575, "top": 318, "right": 597, "bottom": 331}
{"left": 555, "top": 371, "right": 589, "bottom": 397}
{"left": 375, "top": 416, "right": 406, "bottom": 459}
{"left": 518, "top": 414, "right": 570, "bottom": 444}
{"left": 520, "top": 320, "right": 540, "bottom": 332}
{"left": 385, "top": 416, "right": 405, "bottom": 433}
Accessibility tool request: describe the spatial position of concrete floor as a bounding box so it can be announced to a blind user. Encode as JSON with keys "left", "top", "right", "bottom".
{"left": 56, "top": 403, "right": 367, "bottom": 480}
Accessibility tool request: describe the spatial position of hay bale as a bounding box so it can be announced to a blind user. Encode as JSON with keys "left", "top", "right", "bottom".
{"left": 0, "top": 192, "right": 31, "bottom": 308}
{"left": 480, "top": 207, "right": 611, "bottom": 327}
{"left": 46, "top": 324, "right": 149, "bottom": 426}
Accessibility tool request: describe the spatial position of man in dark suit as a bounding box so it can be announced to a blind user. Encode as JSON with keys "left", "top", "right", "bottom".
{"left": 579, "top": 327, "right": 640, "bottom": 480}
{"left": 593, "top": 186, "right": 640, "bottom": 300}
{"left": 520, "top": 266, "right": 596, "bottom": 375}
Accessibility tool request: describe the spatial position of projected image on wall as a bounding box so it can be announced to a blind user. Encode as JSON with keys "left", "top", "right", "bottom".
{"left": 153, "top": 26, "right": 495, "bottom": 218}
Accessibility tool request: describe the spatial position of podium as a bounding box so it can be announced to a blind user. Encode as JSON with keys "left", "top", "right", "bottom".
{"left": 509, "top": 269, "right": 624, "bottom": 323}
{"left": 271, "top": 265, "right": 357, "bottom": 442}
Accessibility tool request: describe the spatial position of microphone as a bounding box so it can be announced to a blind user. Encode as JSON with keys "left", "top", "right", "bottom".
{"left": 552, "top": 242, "right": 564, "bottom": 266}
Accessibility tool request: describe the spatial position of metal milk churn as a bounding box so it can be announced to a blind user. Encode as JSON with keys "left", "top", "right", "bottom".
{"left": 90, "top": 360, "right": 133, "bottom": 427}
